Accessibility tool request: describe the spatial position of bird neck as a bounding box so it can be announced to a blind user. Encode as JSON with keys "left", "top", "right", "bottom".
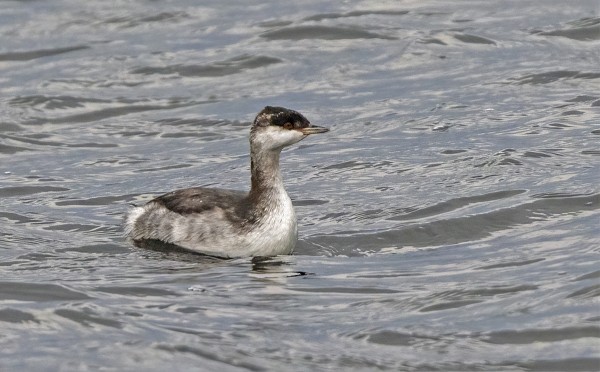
{"left": 249, "top": 147, "right": 286, "bottom": 200}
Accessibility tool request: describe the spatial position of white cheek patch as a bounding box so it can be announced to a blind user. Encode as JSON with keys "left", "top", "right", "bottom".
{"left": 280, "top": 129, "right": 305, "bottom": 144}
{"left": 260, "top": 126, "right": 306, "bottom": 149}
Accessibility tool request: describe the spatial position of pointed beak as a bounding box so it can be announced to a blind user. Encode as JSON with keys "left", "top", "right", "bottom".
{"left": 300, "top": 125, "right": 329, "bottom": 135}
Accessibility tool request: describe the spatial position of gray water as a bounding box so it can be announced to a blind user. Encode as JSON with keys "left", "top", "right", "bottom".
{"left": 1, "top": 0, "right": 599, "bottom": 371}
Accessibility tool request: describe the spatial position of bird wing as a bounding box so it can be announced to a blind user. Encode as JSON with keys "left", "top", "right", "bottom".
{"left": 150, "top": 187, "right": 248, "bottom": 215}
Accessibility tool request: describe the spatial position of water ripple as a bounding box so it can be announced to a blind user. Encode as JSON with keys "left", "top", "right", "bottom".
{"left": 509, "top": 70, "right": 600, "bottom": 85}
{"left": 303, "top": 10, "right": 409, "bottom": 22}
{"left": 132, "top": 55, "right": 282, "bottom": 77}
{"left": 0, "top": 282, "right": 91, "bottom": 302}
{"left": 261, "top": 25, "right": 397, "bottom": 40}
{"left": 536, "top": 17, "right": 600, "bottom": 41}
{"left": 0, "top": 45, "right": 89, "bottom": 61}
{"left": 310, "top": 193, "right": 599, "bottom": 253}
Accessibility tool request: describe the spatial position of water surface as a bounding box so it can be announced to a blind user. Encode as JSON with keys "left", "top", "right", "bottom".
{"left": 1, "top": 0, "right": 599, "bottom": 370}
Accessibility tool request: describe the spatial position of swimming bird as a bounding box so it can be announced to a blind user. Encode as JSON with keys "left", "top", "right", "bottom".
{"left": 125, "top": 106, "right": 329, "bottom": 258}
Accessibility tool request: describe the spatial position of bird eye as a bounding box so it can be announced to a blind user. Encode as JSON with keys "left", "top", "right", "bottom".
{"left": 283, "top": 122, "right": 293, "bottom": 130}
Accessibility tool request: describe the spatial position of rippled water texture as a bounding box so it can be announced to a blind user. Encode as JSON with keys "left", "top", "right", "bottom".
{"left": 1, "top": 0, "right": 599, "bottom": 371}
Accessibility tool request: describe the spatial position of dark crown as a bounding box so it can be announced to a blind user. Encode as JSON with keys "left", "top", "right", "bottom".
{"left": 253, "top": 106, "right": 310, "bottom": 129}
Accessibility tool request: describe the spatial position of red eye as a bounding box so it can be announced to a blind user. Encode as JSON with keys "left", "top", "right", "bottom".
{"left": 283, "top": 122, "right": 293, "bottom": 129}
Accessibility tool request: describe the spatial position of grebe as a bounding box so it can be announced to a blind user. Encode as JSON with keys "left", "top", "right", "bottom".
{"left": 125, "top": 106, "right": 329, "bottom": 258}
